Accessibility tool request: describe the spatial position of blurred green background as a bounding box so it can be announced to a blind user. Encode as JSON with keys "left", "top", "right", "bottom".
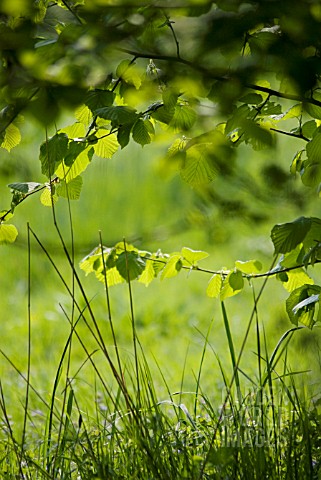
{"left": 0, "top": 114, "right": 320, "bottom": 425}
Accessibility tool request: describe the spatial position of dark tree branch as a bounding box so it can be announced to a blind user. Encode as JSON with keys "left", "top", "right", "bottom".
{"left": 270, "top": 127, "right": 310, "bottom": 142}
{"left": 118, "top": 48, "right": 321, "bottom": 108}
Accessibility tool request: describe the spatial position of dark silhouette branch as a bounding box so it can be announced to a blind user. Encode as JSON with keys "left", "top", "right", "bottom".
{"left": 118, "top": 48, "right": 321, "bottom": 108}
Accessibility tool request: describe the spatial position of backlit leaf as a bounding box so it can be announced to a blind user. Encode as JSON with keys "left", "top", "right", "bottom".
{"left": 280, "top": 269, "right": 314, "bottom": 293}
{"left": 235, "top": 259, "right": 262, "bottom": 274}
{"left": 40, "top": 186, "right": 58, "bottom": 206}
{"left": 206, "top": 274, "right": 222, "bottom": 298}
{"left": 271, "top": 103, "right": 302, "bottom": 121}
{"left": 181, "top": 247, "right": 209, "bottom": 265}
{"left": 0, "top": 224, "right": 18, "bottom": 244}
{"left": 56, "top": 176, "right": 83, "bottom": 200}
{"left": 116, "top": 60, "right": 142, "bottom": 89}
{"left": 169, "top": 105, "right": 197, "bottom": 132}
{"left": 220, "top": 272, "right": 243, "bottom": 300}
{"left": 160, "top": 254, "right": 182, "bottom": 280}
{"left": 180, "top": 144, "right": 218, "bottom": 186}
{"left": 55, "top": 146, "right": 94, "bottom": 181}
{"left": 94, "top": 131, "right": 119, "bottom": 158}
{"left": 139, "top": 259, "right": 156, "bottom": 286}
{"left": 1, "top": 123, "right": 21, "bottom": 151}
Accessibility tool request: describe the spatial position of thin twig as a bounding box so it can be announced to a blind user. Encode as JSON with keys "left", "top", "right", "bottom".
{"left": 270, "top": 127, "right": 309, "bottom": 142}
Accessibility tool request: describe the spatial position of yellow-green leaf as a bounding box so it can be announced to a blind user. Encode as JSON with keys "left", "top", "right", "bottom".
{"left": 93, "top": 131, "right": 119, "bottom": 158}
{"left": 235, "top": 259, "right": 262, "bottom": 274}
{"left": 55, "top": 146, "right": 94, "bottom": 181}
{"left": 206, "top": 274, "right": 222, "bottom": 298}
{"left": 1, "top": 123, "right": 21, "bottom": 151}
{"left": 116, "top": 60, "right": 142, "bottom": 89}
{"left": 0, "top": 224, "right": 18, "bottom": 244}
{"left": 220, "top": 272, "right": 243, "bottom": 300}
{"left": 139, "top": 259, "right": 156, "bottom": 286}
{"left": 40, "top": 186, "right": 58, "bottom": 206}
{"left": 280, "top": 269, "right": 314, "bottom": 292}
{"left": 160, "top": 254, "right": 182, "bottom": 280}
{"left": 181, "top": 247, "right": 209, "bottom": 265}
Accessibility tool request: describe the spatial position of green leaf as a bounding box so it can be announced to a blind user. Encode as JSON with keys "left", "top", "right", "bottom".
{"left": 234, "top": 259, "right": 262, "bottom": 274}
{"left": 117, "top": 123, "right": 133, "bottom": 149}
{"left": 242, "top": 119, "right": 274, "bottom": 150}
{"left": 181, "top": 247, "right": 209, "bottom": 265}
{"left": 220, "top": 272, "right": 243, "bottom": 300}
{"left": 306, "top": 131, "right": 321, "bottom": 162}
{"left": 286, "top": 285, "right": 321, "bottom": 328}
{"left": 169, "top": 105, "right": 197, "bottom": 132}
{"left": 305, "top": 94, "right": 321, "bottom": 120}
{"left": 40, "top": 133, "right": 69, "bottom": 177}
{"left": 132, "top": 119, "right": 155, "bottom": 146}
{"left": 229, "top": 270, "right": 244, "bottom": 291}
{"left": 85, "top": 90, "right": 116, "bottom": 113}
{"left": 271, "top": 217, "right": 312, "bottom": 254}
{"left": 64, "top": 140, "right": 87, "bottom": 167}
{"left": 55, "top": 146, "right": 94, "bottom": 181}
{"left": 160, "top": 254, "right": 183, "bottom": 280}
{"left": 206, "top": 274, "right": 222, "bottom": 298}
{"left": 95, "top": 106, "right": 138, "bottom": 126}
{"left": 139, "top": 258, "right": 156, "bottom": 286}
{"left": 8, "top": 182, "right": 42, "bottom": 194}
{"left": 271, "top": 103, "right": 302, "bottom": 121}
{"left": 56, "top": 176, "right": 83, "bottom": 200}
{"left": 180, "top": 144, "right": 218, "bottom": 186}
{"left": 116, "top": 251, "right": 146, "bottom": 282}
{"left": 116, "top": 60, "right": 142, "bottom": 89}
{"left": 163, "top": 89, "right": 179, "bottom": 110}
{"left": 40, "top": 185, "right": 58, "bottom": 206}
{"left": 290, "top": 149, "right": 305, "bottom": 174}
{"left": 239, "top": 93, "right": 263, "bottom": 105}
{"left": 0, "top": 224, "right": 18, "bottom": 244}
{"left": 301, "top": 132, "right": 321, "bottom": 185}
{"left": 1, "top": 123, "right": 21, "bottom": 152}
{"left": 151, "top": 105, "right": 175, "bottom": 125}
{"left": 301, "top": 120, "right": 318, "bottom": 138}
{"left": 93, "top": 131, "right": 119, "bottom": 158}
{"left": 280, "top": 269, "right": 314, "bottom": 293}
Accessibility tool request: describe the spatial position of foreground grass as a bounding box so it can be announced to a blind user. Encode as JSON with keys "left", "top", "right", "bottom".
{"left": 0, "top": 227, "right": 320, "bottom": 479}
{"left": 0, "top": 133, "right": 320, "bottom": 478}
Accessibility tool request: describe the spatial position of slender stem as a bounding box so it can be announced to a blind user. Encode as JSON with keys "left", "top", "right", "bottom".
{"left": 123, "top": 240, "right": 141, "bottom": 406}
{"left": 21, "top": 224, "right": 32, "bottom": 452}
{"left": 270, "top": 127, "right": 309, "bottom": 142}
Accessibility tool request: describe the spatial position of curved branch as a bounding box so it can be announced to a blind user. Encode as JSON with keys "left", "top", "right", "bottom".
{"left": 118, "top": 48, "right": 321, "bottom": 108}
{"left": 270, "top": 127, "right": 310, "bottom": 142}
